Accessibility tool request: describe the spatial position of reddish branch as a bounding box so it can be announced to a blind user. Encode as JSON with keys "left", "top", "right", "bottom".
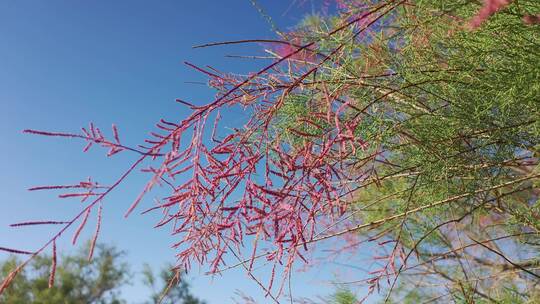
{"left": 3, "top": 0, "right": 531, "bottom": 301}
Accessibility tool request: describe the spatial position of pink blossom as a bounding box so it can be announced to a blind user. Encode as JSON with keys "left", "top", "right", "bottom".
{"left": 469, "top": 0, "right": 512, "bottom": 28}
{"left": 523, "top": 14, "right": 540, "bottom": 25}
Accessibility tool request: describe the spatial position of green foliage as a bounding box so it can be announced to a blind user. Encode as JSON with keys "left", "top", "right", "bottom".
{"left": 0, "top": 242, "right": 128, "bottom": 304}
{"left": 268, "top": 0, "right": 539, "bottom": 302}
{"left": 0, "top": 242, "right": 205, "bottom": 304}
{"left": 142, "top": 263, "right": 205, "bottom": 304}
{"left": 330, "top": 288, "right": 358, "bottom": 304}
{"left": 272, "top": 93, "right": 330, "bottom": 147}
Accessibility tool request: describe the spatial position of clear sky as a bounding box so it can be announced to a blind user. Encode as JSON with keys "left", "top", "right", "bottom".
{"left": 0, "top": 1, "right": 373, "bottom": 303}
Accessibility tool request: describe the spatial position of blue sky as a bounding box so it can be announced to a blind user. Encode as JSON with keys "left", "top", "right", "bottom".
{"left": 0, "top": 1, "right": 375, "bottom": 303}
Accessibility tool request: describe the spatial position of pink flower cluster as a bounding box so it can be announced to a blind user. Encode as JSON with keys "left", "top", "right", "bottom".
{"left": 469, "top": 0, "right": 512, "bottom": 28}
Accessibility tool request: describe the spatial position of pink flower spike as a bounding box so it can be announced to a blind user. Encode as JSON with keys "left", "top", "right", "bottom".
{"left": 10, "top": 221, "right": 70, "bottom": 227}
{"left": 48, "top": 240, "right": 57, "bottom": 288}
{"left": 0, "top": 247, "right": 34, "bottom": 255}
